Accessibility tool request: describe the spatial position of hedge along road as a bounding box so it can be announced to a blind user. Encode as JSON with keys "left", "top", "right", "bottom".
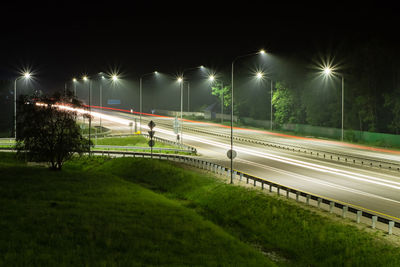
{"left": 74, "top": 106, "right": 400, "bottom": 222}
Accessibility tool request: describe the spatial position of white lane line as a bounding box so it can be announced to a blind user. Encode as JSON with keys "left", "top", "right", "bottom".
{"left": 235, "top": 158, "right": 400, "bottom": 205}
{"left": 72, "top": 108, "right": 400, "bottom": 192}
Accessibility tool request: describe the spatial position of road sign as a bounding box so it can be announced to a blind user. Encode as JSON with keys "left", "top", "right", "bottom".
{"left": 148, "top": 130, "right": 155, "bottom": 138}
{"left": 227, "top": 149, "right": 237, "bottom": 159}
{"left": 148, "top": 140, "right": 155, "bottom": 147}
{"left": 148, "top": 120, "right": 156, "bottom": 129}
{"left": 147, "top": 120, "right": 156, "bottom": 158}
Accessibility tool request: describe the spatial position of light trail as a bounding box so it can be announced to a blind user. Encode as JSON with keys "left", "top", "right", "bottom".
{"left": 235, "top": 158, "right": 400, "bottom": 204}
{"left": 61, "top": 105, "right": 400, "bottom": 194}
{"left": 88, "top": 105, "right": 400, "bottom": 155}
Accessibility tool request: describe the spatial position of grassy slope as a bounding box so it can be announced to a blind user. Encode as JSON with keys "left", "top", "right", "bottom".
{"left": 101, "top": 157, "right": 400, "bottom": 267}
{"left": 0, "top": 153, "right": 273, "bottom": 266}
{"left": 2, "top": 153, "right": 400, "bottom": 266}
{"left": 96, "top": 136, "right": 175, "bottom": 148}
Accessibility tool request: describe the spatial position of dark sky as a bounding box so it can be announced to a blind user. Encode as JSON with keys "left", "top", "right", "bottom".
{"left": 1, "top": 1, "right": 398, "bottom": 91}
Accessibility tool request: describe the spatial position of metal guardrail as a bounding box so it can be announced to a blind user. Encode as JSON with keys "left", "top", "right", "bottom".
{"left": 172, "top": 123, "right": 400, "bottom": 173}
{"left": 93, "top": 150, "right": 400, "bottom": 235}
{"left": 141, "top": 117, "right": 400, "bottom": 172}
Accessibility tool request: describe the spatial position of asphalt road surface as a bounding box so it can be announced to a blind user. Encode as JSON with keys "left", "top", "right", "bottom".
{"left": 87, "top": 108, "right": 400, "bottom": 223}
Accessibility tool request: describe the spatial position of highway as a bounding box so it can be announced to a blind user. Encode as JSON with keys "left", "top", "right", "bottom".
{"left": 87, "top": 108, "right": 400, "bottom": 223}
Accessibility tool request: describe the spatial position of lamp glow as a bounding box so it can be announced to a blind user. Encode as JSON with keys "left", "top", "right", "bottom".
{"left": 112, "top": 75, "right": 118, "bottom": 81}
{"left": 323, "top": 67, "right": 332, "bottom": 76}
{"left": 256, "top": 72, "right": 264, "bottom": 79}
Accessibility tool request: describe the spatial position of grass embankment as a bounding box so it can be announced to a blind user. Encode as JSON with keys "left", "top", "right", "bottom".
{"left": 0, "top": 153, "right": 272, "bottom": 266}
{"left": 1, "top": 153, "right": 400, "bottom": 266}
{"left": 101, "top": 158, "right": 400, "bottom": 266}
{"left": 95, "top": 136, "right": 192, "bottom": 154}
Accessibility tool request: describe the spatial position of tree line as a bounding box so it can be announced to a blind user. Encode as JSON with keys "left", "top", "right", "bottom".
{"left": 211, "top": 38, "right": 400, "bottom": 135}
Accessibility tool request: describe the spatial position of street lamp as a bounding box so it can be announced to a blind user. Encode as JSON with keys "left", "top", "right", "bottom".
{"left": 208, "top": 74, "right": 225, "bottom": 124}
{"left": 176, "top": 65, "right": 207, "bottom": 142}
{"left": 14, "top": 72, "right": 32, "bottom": 139}
{"left": 139, "top": 71, "right": 157, "bottom": 133}
{"left": 230, "top": 49, "right": 265, "bottom": 183}
{"left": 82, "top": 75, "right": 92, "bottom": 154}
{"left": 255, "top": 71, "right": 274, "bottom": 131}
{"left": 322, "top": 66, "right": 345, "bottom": 141}
{"left": 72, "top": 78, "right": 77, "bottom": 97}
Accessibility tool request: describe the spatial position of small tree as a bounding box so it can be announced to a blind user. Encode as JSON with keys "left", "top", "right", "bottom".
{"left": 211, "top": 82, "right": 231, "bottom": 108}
{"left": 16, "top": 92, "right": 91, "bottom": 170}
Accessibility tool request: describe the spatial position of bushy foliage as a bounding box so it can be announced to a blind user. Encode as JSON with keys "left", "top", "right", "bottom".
{"left": 15, "top": 92, "right": 91, "bottom": 170}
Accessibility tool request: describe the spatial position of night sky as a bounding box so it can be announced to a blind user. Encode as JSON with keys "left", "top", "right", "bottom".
{"left": 0, "top": 1, "right": 398, "bottom": 91}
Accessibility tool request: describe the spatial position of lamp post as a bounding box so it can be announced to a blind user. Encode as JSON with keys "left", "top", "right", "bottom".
{"left": 230, "top": 50, "right": 265, "bottom": 184}
{"left": 256, "top": 71, "right": 274, "bottom": 130}
{"left": 176, "top": 66, "right": 204, "bottom": 143}
{"left": 97, "top": 73, "right": 106, "bottom": 131}
{"left": 323, "top": 67, "right": 344, "bottom": 141}
{"left": 83, "top": 76, "right": 92, "bottom": 154}
{"left": 177, "top": 77, "right": 184, "bottom": 143}
{"left": 72, "top": 78, "right": 77, "bottom": 97}
{"left": 14, "top": 72, "right": 32, "bottom": 139}
{"left": 139, "top": 71, "right": 157, "bottom": 133}
{"left": 209, "top": 74, "right": 225, "bottom": 124}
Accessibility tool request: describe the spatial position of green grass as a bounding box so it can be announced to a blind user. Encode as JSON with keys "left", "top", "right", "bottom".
{"left": 2, "top": 153, "right": 400, "bottom": 266}
{"left": 96, "top": 136, "right": 174, "bottom": 148}
{"left": 94, "top": 136, "right": 192, "bottom": 154}
{"left": 101, "top": 157, "right": 400, "bottom": 267}
{"left": 96, "top": 135, "right": 150, "bottom": 146}
{"left": 0, "top": 153, "right": 274, "bottom": 266}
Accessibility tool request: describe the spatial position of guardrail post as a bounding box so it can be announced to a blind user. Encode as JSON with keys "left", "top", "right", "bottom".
{"left": 286, "top": 189, "right": 290, "bottom": 199}
{"left": 329, "top": 201, "right": 334, "bottom": 213}
{"left": 253, "top": 178, "right": 256, "bottom": 187}
{"left": 277, "top": 187, "right": 280, "bottom": 196}
{"left": 296, "top": 192, "right": 299, "bottom": 202}
{"left": 317, "top": 198, "right": 322, "bottom": 208}
{"left": 261, "top": 182, "right": 264, "bottom": 190}
{"left": 306, "top": 194, "right": 310, "bottom": 205}
{"left": 356, "top": 211, "right": 362, "bottom": 223}
{"left": 240, "top": 172, "right": 243, "bottom": 181}
{"left": 342, "top": 205, "right": 348, "bottom": 218}
{"left": 388, "top": 221, "right": 394, "bottom": 235}
{"left": 269, "top": 184, "right": 272, "bottom": 193}
{"left": 371, "top": 216, "right": 378, "bottom": 229}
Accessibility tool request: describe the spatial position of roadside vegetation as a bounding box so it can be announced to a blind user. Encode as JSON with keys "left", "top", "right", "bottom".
{"left": 94, "top": 135, "right": 193, "bottom": 154}
{"left": 1, "top": 153, "right": 400, "bottom": 265}
{"left": 0, "top": 153, "right": 273, "bottom": 266}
